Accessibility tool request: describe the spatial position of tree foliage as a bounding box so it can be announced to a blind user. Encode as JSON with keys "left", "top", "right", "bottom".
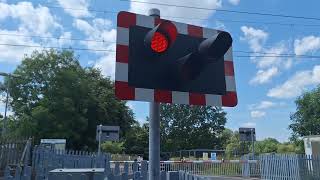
{"left": 101, "top": 141, "right": 125, "bottom": 154}
{"left": 160, "top": 104, "right": 227, "bottom": 152}
{"left": 289, "top": 86, "right": 320, "bottom": 137}
{"left": 124, "top": 122, "right": 149, "bottom": 155}
{"left": 224, "top": 132, "right": 303, "bottom": 157}
{"left": 5, "top": 50, "right": 135, "bottom": 150}
{"left": 254, "top": 138, "right": 279, "bottom": 154}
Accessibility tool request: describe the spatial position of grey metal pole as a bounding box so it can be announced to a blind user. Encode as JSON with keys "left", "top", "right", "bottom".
{"left": 148, "top": 9, "right": 161, "bottom": 180}
{"left": 251, "top": 129, "right": 254, "bottom": 159}
{"left": 149, "top": 102, "right": 160, "bottom": 180}
{"left": 98, "top": 124, "right": 102, "bottom": 156}
{"left": 2, "top": 76, "right": 10, "bottom": 136}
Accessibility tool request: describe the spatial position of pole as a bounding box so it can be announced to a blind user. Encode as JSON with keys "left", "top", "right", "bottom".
{"left": 148, "top": 8, "right": 161, "bottom": 180}
{"left": 2, "top": 75, "right": 10, "bottom": 136}
{"left": 149, "top": 102, "right": 160, "bottom": 180}
{"left": 98, "top": 124, "right": 102, "bottom": 156}
{"left": 251, "top": 128, "right": 254, "bottom": 159}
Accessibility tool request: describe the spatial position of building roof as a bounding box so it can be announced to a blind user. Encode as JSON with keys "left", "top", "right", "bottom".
{"left": 97, "top": 125, "right": 120, "bottom": 131}
{"left": 303, "top": 135, "right": 320, "bottom": 139}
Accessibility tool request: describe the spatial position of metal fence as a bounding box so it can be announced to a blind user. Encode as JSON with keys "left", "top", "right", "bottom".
{"left": 0, "top": 138, "right": 30, "bottom": 170}
{"left": 8, "top": 148, "right": 320, "bottom": 180}
{"left": 31, "top": 146, "right": 111, "bottom": 179}
{"left": 260, "top": 154, "right": 320, "bottom": 180}
{"left": 109, "top": 159, "right": 259, "bottom": 178}
{"left": 4, "top": 161, "right": 219, "bottom": 180}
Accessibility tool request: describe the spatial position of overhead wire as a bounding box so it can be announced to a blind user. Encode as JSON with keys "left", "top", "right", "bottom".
{"left": 0, "top": 43, "right": 320, "bottom": 59}
{"left": 0, "top": 33, "right": 108, "bottom": 43}
{"left": 122, "top": 0, "right": 320, "bottom": 21}
{"left": 1, "top": 1, "right": 320, "bottom": 60}
{"left": 6, "top": 1, "right": 320, "bottom": 28}
{"left": 0, "top": 43, "right": 113, "bottom": 52}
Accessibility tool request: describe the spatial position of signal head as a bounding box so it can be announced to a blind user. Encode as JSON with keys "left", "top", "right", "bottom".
{"left": 144, "top": 20, "right": 178, "bottom": 54}
{"left": 198, "top": 31, "right": 232, "bottom": 60}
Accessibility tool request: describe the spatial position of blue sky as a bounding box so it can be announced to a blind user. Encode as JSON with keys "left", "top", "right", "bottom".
{"left": 0, "top": 0, "right": 320, "bottom": 142}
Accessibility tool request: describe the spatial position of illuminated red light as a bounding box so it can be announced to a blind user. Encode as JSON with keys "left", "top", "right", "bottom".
{"left": 151, "top": 32, "right": 169, "bottom": 53}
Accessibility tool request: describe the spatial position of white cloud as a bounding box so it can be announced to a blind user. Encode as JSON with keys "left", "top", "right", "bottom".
{"left": 284, "top": 58, "right": 293, "bottom": 70}
{"left": 129, "top": 0, "right": 222, "bottom": 25}
{"left": 256, "top": 43, "right": 287, "bottom": 68}
{"left": 241, "top": 26, "right": 292, "bottom": 84}
{"left": 56, "top": 0, "right": 91, "bottom": 18}
{"left": 0, "top": 29, "right": 41, "bottom": 64}
{"left": 228, "top": 0, "right": 240, "bottom": 5}
{"left": 250, "top": 67, "right": 278, "bottom": 85}
{"left": 240, "top": 26, "right": 268, "bottom": 52}
{"left": 73, "top": 18, "right": 116, "bottom": 52}
{"left": 57, "top": 32, "right": 73, "bottom": 46}
{"left": 94, "top": 48, "right": 116, "bottom": 78}
{"left": 241, "top": 122, "right": 256, "bottom": 128}
{"left": 250, "top": 110, "right": 266, "bottom": 118}
{"left": 268, "top": 65, "right": 320, "bottom": 98}
{"left": 294, "top": 36, "right": 320, "bottom": 55}
{"left": 0, "top": 2, "right": 68, "bottom": 63}
{"left": 73, "top": 18, "right": 116, "bottom": 78}
{"left": 250, "top": 101, "right": 277, "bottom": 110}
{"left": 0, "top": 2, "right": 61, "bottom": 36}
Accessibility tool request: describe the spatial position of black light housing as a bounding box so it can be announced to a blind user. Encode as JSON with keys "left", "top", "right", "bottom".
{"left": 177, "top": 31, "right": 233, "bottom": 81}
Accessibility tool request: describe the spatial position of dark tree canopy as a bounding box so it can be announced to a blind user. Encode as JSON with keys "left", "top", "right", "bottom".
{"left": 5, "top": 50, "right": 134, "bottom": 150}
{"left": 289, "top": 86, "right": 320, "bottom": 138}
{"left": 124, "top": 121, "right": 149, "bottom": 156}
{"left": 160, "top": 104, "right": 227, "bottom": 152}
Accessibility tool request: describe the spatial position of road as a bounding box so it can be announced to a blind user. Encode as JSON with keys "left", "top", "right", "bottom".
{"left": 200, "top": 176, "right": 260, "bottom": 180}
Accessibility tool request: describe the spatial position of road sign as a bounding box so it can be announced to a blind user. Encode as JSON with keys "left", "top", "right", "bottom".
{"left": 115, "top": 11, "right": 237, "bottom": 107}
{"left": 96, "top": 125, "right": 120, "bottom": 142}
{"left": 239, "top": 127, "right": 256, "bottom": 141}
{"left": 211, "top": 153, "right": 217, "bottom": 160}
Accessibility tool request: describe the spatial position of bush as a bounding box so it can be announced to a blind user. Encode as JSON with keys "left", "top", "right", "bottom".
{"left": 101, "top": 141, "right": 125, "bottom": 154}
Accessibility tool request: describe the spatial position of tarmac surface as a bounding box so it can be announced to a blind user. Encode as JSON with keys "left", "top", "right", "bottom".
{"left": 200, "top": 176, "right": 260, "bottom": 180}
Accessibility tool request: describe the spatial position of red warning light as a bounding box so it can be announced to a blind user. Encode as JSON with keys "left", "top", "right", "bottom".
{"left": 151, "top": 32, "right": 169, "bottom": 53}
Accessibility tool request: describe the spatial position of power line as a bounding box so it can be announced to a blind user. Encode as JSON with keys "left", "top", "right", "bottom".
{"left": 0, "top": 33, "right": 113, "bottom": 43}
{"left": 234, "top": 51, "right": 320, "bottom": 58}
{"left": 0, "top": 43, "right": 113, "bottom": 52}
{"left": 0, "top": 37, "right": 319, "bottom": 58}
{"left": 14, "top": 1, "right": 320, "bottom": 27}
{"left": 235, "top": 55, "right": 320, "bottom": 58}
{"left": 123, "top": 0, "right": 320, "bottom": 21}
{"left": 164, "top": 16, "right": 320, "bottom": 27}
{"left": 0, "top": 43, "right": 320, "bottom": 60}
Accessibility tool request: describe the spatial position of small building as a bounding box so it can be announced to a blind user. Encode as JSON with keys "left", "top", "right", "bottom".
{"left": 303, "top": 135, "right": 320, "bottom": 155}
{"left": 40, "top": 139, "right": 66, "bottom": 150}
{"left": 96, "top": 125, "right": 120, "bottom": 142}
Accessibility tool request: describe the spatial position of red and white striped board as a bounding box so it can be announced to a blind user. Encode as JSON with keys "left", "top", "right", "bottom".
{"left": 115, "top": 11, "right": 237, "bottom": 107}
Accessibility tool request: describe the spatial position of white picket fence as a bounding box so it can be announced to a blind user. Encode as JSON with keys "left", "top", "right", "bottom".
{"left": 4, "top": 147, "right": 258, "bottom": 180}
{"left": 260, "top": 154, "right": 320, "bottom": 180}
{"left": 110, "top": 159, "right": 259, "bottom": 177}
{"left": 6, "top": 145, "right": 320, "bottom": 180}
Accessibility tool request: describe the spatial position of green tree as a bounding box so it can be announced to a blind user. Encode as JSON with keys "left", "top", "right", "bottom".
{"left": 124, "top": 121, "right": 149, "bottom": 155}
{"left": 219, "top": 129, "right": 233, "bottom": 149}
{"left": 101, "top": 141, "right": 125, "bottom": 154}
{"left": 254, "top": 138, "right": 279, "bottom": 154}
{"left": 277, "top": 143, "right": 295, "bottom": 153}
{"left": 225, "top": 131, "right": 241, "bottom": 158}
{"left": 5, "top": 50, "right": 135, "bottom": 150}
{"left": 289, "top": 86, "right": 320, "bottom": 137}
{"left": 160, "top": 104, "right": 227, "bottom": 152}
